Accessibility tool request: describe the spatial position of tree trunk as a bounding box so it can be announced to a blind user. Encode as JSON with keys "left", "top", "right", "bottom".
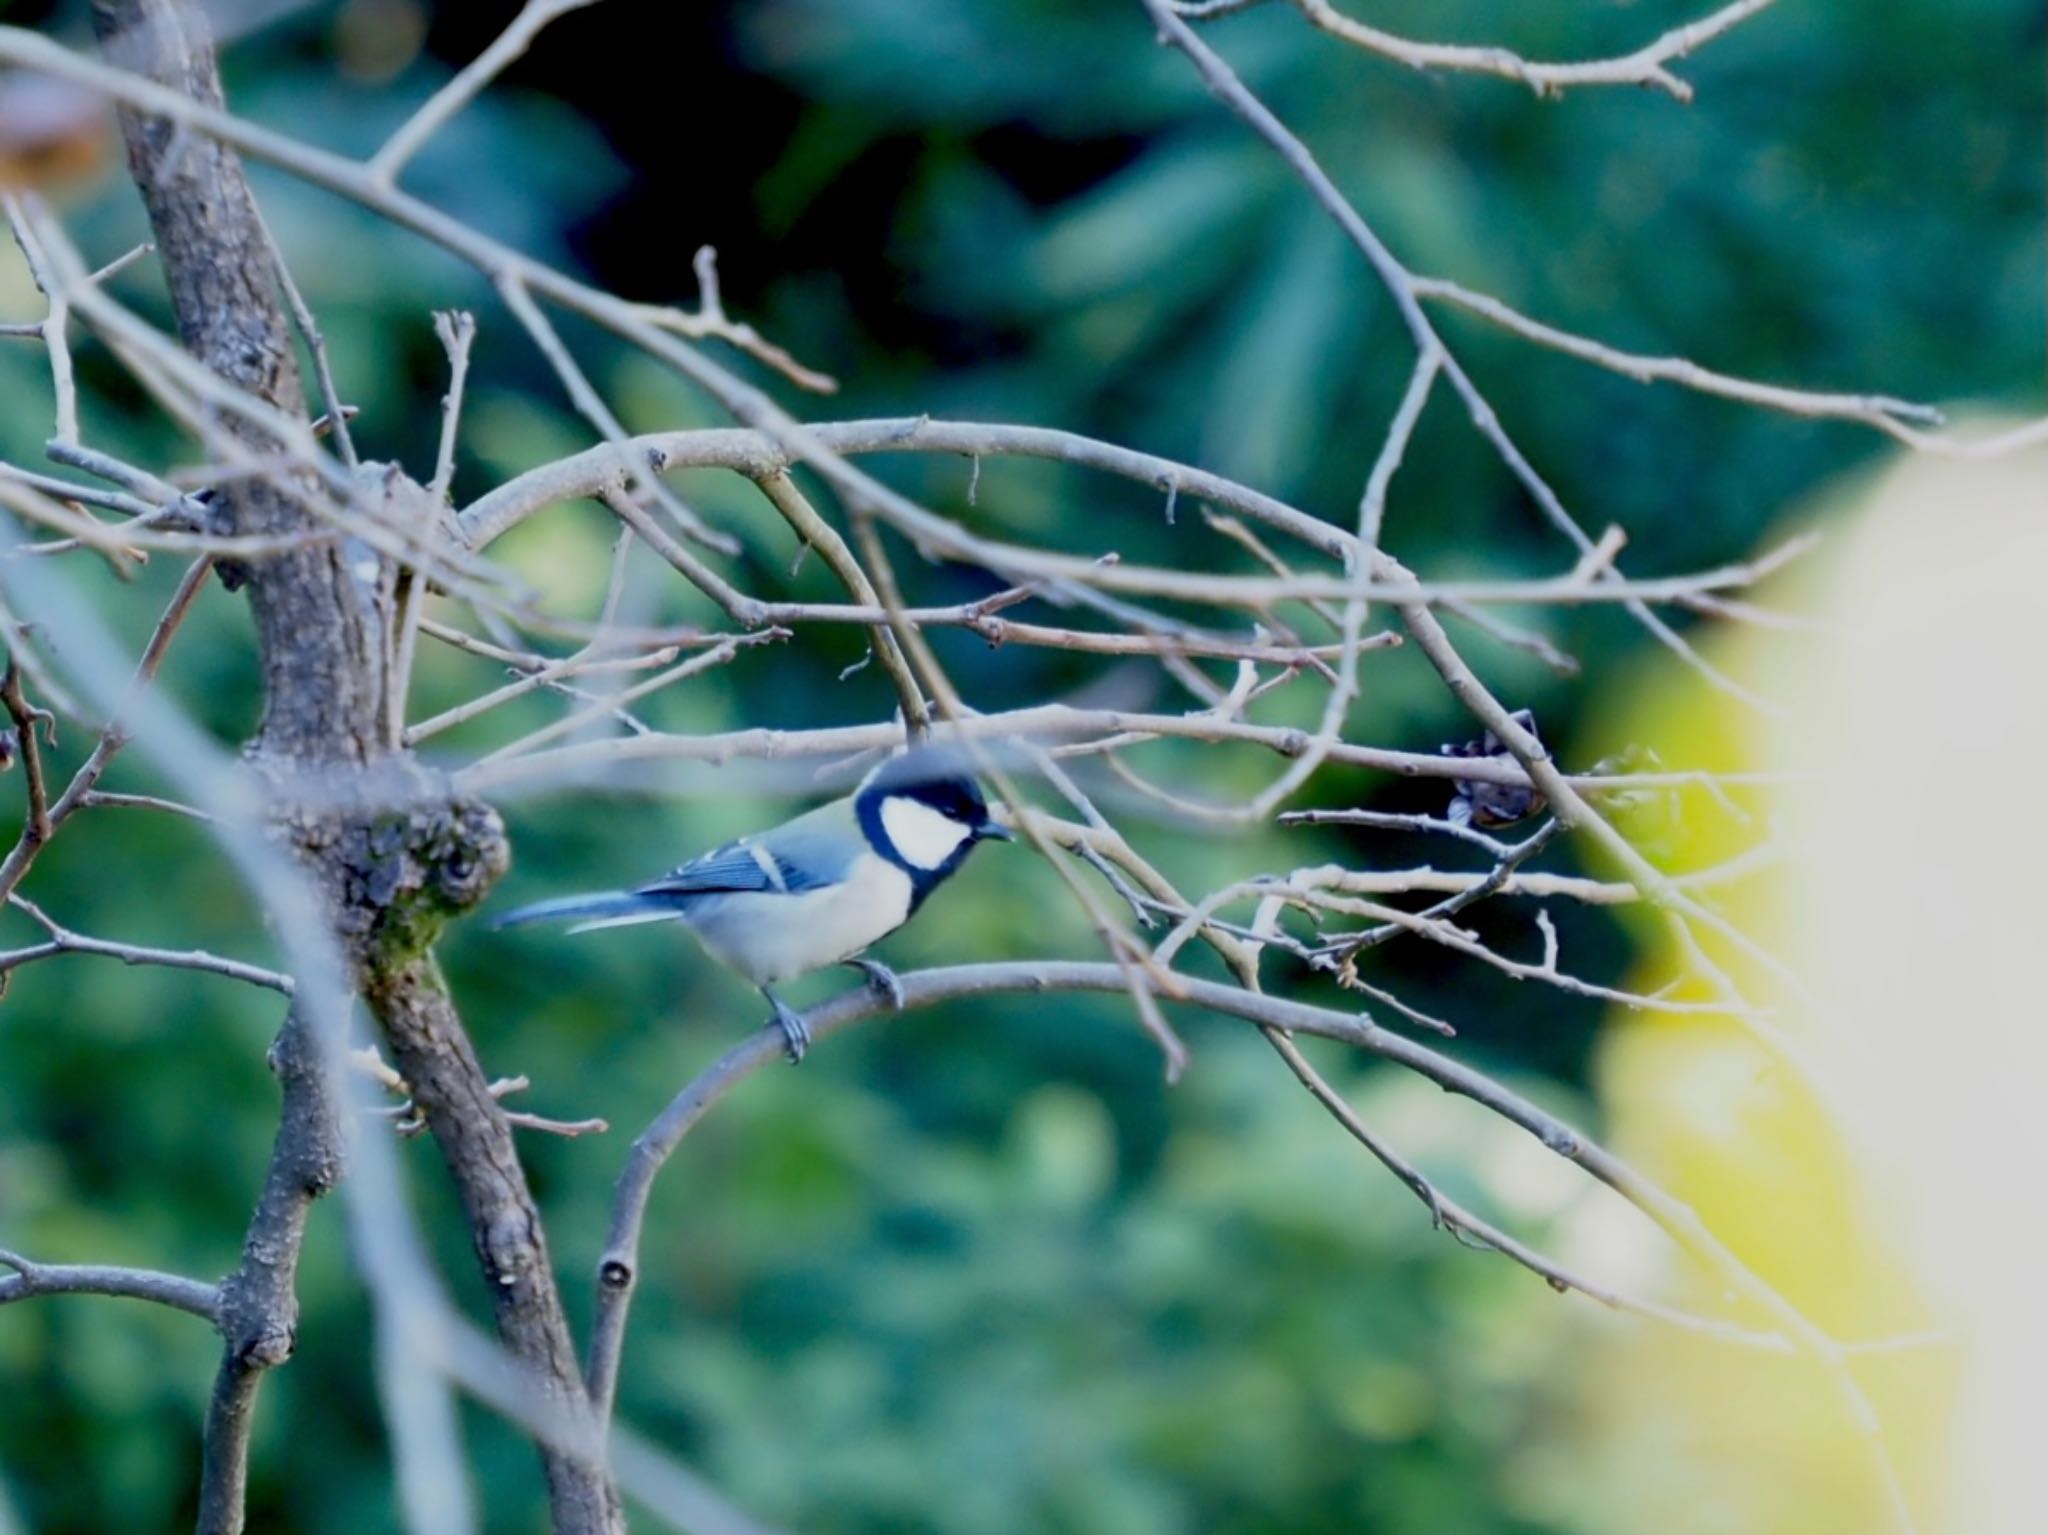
{"left": 90, "top": 3, "right": 623, "bottom": 1528}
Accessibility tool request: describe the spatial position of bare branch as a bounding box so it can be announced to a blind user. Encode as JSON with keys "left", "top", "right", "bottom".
{"left": 583, "top": 956, "right": 1877, "bottom": 1425}
{"left": 429, "top": 309, "right": 477, "bottom": 504}
{"left": 1436, "top": 595, "right": 1579, "bottom": 676}
{"left": 1414, "top": 274, "right": 1939, "bottom": 432}
{"left": 455, "top": 697, "right": 1747, "bottom": 800}
{"left": 404, "top": 640, "right": 683, "bottom": 746}
{"left": 1253, "top": 1030, "right": 1791, "bottom": 1349}
{"left": 0, "top": 20, "right": 2025, "bottom": 480}
{"left": 497, "top": 272, "right": 738, "bottom": 556}
{"left": 465, "top": 631, "right": 779, "bottom": 768}
{"left": 355, "top": 1049, "right": 610, "bottom": 1140}
{"left": 2, "top": 892, "right": 293, "bottom": 993}
{"left": 1274, "top": 0, "right": 1783, "bottom": 104}
{"left": 1142, "top": 1, "right": 1785, "bottom": 710}
{"left": 0, "top": 555, "right": 212, "bottom": 905}
{"left": 198, "top": 999, "right": 344, "bottom": 1535}
{"left": 0, "top": 1248, "right": 220, "bottom": 1320}
{"left": 461, "top": 417, "right": 1350, "bottom": 560}
{"left": 0, "top": 460, "right": 158, "bottom": 520}
{"left": 752, "top": 468, "right": 930, "bottom": 737}
{"left": 3, "top": 190, "right": 84, "bottom": 443}
{"left": 455, "top": 419, "right": 1818, "bottom": 618}
{"left": 0, "top": 661, "right": 55, "bottom": 844}
{"left": 363, "top": 953, "right": 622, "bottom": 1533}
{"left": 79, "top": 789, "right": 211, "bottom": 820}
{"left": 251, "top": 197, "right": 358, "bottom": 469}
{"left": 624, "top": 245, "right": 840, "bottom": 394}
{"left": 367, "top": 0, "right": 604, "bottom": 185}
{"left": 1336, "top": 818, "right": 1564, "bottom": 959}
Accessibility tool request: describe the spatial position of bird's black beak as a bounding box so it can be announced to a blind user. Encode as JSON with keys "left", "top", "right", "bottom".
{"left": 980, "top": 820, "right": 1015, "bottom": 843}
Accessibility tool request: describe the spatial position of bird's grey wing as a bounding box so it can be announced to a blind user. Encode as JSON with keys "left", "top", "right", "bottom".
{"left": 634, "top": 798, "right": 864, "bottom": 901}
{"left": 634, "top": 837, "right": 835, "bottom": 900}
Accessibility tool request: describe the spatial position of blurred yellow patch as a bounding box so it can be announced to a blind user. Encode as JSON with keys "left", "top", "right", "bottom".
{"left": 1570, "top": 442, "right": 2048, "bottom": 1535}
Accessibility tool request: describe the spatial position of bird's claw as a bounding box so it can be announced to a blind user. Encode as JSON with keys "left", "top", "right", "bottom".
{"left": 765, "top": 991, "right": 810, "bottom": 1064}
{"left": 846, "top": 958, "right": 906, "bottom": 1012}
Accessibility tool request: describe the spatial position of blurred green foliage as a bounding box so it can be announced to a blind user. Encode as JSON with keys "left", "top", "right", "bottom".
{"left": 0, "top": 0, "right": 2039, "bottom": 1530}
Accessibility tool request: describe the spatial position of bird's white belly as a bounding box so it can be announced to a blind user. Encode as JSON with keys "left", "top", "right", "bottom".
{"left": 680, "top": 854, "right": 914, "bottom": 985}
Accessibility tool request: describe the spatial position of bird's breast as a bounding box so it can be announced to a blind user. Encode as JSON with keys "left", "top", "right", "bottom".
{"left": 680, "top": 854, "right": 914, "bottom": 986}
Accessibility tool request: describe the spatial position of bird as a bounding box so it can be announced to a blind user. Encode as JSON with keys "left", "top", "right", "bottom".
{"left": 491, "top": 750, "right": 1013, "bottom": 1061}
{"left": 1442, "top": 709, "right": 1548, "bottom": 830}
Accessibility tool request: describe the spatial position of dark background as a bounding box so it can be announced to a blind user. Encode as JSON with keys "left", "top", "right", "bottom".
{"left": 0, "top": 0, "right": 2039, "bottom": 1530}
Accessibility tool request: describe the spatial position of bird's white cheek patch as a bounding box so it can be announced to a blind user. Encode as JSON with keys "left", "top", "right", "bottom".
{"left": 880, "top": 795, "right": 972, "bottom": 870}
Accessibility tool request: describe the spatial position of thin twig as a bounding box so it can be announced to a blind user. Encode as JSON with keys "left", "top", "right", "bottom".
{"left": 0, "top": 556, "right": 212, "bottom": 905}
{"left": 367, "top": 0, "right": 605, "bottom": 185}
{"left": 0, "top": 23, "right": 2024, "bottom": 474}
{"left": 1256, "top": 1029, "right": 1790, "bottom": 1347}
{"left": 466, "top": 632, "right": 779, "bottom": 768}
{"left": 1279, "top": 0, "right": 1783, "bottom": 104}
{"left": 1338, "top": 818, "right": 1564, "bottom": 959}
{"left": 4, "top": 190, "right": 82, "bottom": 443}
{"left": 497, "top": 271, "right": 738, "bottom": 555}
{"left": 753, "top": 469, "right": 930, "bottom": 737}
{"left": 250, "top": 198, "right": 357, "bottom": 468}
{"left": 1413, "top": 273, "right": 1938, "bottom": 432}
{"left": 80, "top": 789, "right": 211, "bottom": 820}
{"left": 2, "top": 892, "right": 292, "bottom": 992}
{"left": 429, "top": 309, "right": 477, "bottom": 504}
{"left": 1142, "top": 3, "right": 1777, "bottom": 711}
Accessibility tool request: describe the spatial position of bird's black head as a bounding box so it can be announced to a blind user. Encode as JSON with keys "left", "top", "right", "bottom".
{"left": 855, "top": 751, "right": 1012, "bottom": 902}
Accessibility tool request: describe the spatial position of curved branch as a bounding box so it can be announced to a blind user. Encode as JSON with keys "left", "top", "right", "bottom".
{"left": 0, "top": 1249, "right": 220, "bottom": 1320}
{"left": 1281, "top": 0, "right": 1782, "bottom": 104}
{"left": 454, "top": 418, "right": 1816, "bottom": 616}
{"left": 459, "top": 417, "right": 1350, "bottom": 561}
{"left": 584, "top": 958, "right": 1810, "bottom": 1421}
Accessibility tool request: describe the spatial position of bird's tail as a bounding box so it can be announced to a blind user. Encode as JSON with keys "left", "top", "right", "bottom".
{"left": 490, "top": 891, "right": 676, "bottom": 935}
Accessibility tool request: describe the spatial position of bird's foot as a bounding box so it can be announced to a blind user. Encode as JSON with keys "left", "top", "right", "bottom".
{"left": 764, "top": 990, "right": 810, "bottom": 1064}
{"left": 845, "top": 958, "right": 906, "bottom": 1012}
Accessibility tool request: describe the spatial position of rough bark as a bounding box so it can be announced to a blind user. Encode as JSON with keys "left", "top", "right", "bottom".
{"left": 365, "top": 952, "right": 620, "bottom": 1534}
{"left": 197, "top": 1006, "right": 344, "bottom": 1534}
{"left": 90, "top": 3, "right": 621, "bottom": 1529}
{"left": 91, "top": 0, "right": 382, "bottom": 765}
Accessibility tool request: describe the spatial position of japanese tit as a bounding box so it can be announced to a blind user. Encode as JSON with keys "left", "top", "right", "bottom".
{"left": 492, "top": 751, "right": 1012, "bottom": 1060}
